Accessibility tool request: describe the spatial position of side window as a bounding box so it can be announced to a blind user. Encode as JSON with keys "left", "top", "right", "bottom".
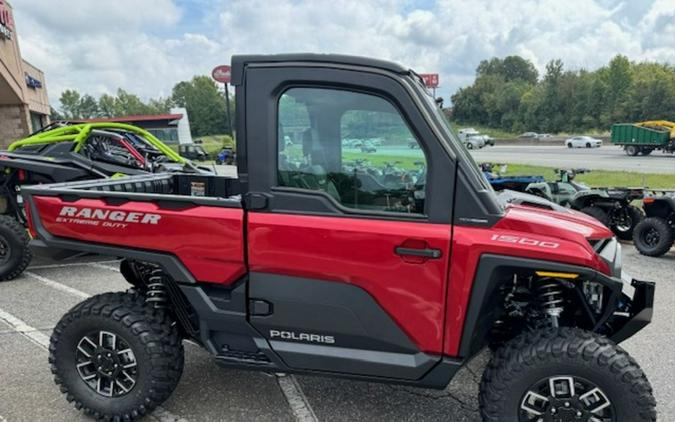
{"left": 278, "top": 87, "right": 427, "bottom": 215}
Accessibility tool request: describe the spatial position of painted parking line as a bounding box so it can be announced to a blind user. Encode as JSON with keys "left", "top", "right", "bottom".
{"left": 0, "top": 307, "right": 51, "bottom": 349}
{"left": 25, "top": 271, "right": 90, "bottom": 299}
{"left": 276, "top": 373, "right": 319, "bottom": 422}
{"left": 28, "top": 260, "right": 120, "bottom": 270}
{"left": 26, "top": 270, "right": 318, "bottom": 422}
{"left": 85, "top": 262, "right": 120, "bottom": 272}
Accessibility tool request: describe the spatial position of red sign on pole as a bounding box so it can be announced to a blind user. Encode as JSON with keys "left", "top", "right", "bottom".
{"left": 420, "top": 73, "right": 439, "bottom": 89}
{"left": 212, "top": 65, "right": 232, "bottom": 84}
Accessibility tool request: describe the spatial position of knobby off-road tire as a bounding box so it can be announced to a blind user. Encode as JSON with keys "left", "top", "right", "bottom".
{"left": 0, "top": 215, "right": 32, "bottom": 281}
{"left": 612, "top": 205, "right": 644, "bottom": 241}
{"left": 580, "top": 206, "right": 609, "bottom": 227}
{"left": 49, "top": 292, "right": 184, "bottom": 421}
{"left": 633, "top": 217, "right": 674, "bottom": 257}
{"left": 479, "top": 327, "right": 656, "bottom": 422}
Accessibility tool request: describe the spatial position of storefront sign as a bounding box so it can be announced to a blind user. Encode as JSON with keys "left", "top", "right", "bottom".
{"left": 25, "top": 73, "right": 42, "bottom": 89}
{"left": 0, "top": 0, "right": 13, "bottom": 40}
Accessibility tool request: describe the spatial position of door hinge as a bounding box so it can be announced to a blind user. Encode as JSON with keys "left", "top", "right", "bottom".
{"left": 243, "top": 192, "right": 268, "bottom": 210}
{"left": 249, "top": 299, "right": 273, "bottom": 316}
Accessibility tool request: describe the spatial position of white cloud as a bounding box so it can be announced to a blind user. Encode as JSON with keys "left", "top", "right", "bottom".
{"left": 11, "top": 0, "right": 674, "bottom": 108}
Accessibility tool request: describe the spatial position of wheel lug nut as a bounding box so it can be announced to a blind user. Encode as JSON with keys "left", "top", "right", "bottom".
{"left": 551, "top": 407, "right": 556, "bottom": 414}
{"left": 564, "top": 402, "right": 570, "bottom": 407}
{"left": 576, "top": 411, "right": 582, "bottom": 417}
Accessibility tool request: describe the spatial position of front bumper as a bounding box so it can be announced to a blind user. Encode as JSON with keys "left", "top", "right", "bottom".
{"left": 610, "top": 278, "right": 655, "bottom": 344}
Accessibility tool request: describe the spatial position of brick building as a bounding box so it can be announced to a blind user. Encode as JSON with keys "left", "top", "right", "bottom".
{"left": 0, "top": 0, "right": 50, "bottom": 146}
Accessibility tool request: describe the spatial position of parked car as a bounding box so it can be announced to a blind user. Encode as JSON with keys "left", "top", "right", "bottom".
{"left": 179, "top": 143, "right": 208, "bottom": 160}
{"left": 463, "top": 133, "right": 486, "bottom": 149}
{"left": 565, "top": 136, "right": 603, "bottom": 148}
{"left": 519, "top": 131, "right": 538, "bottom": 138}
{"left": 360, "top": 140, "right": 377, "bottom": 153}
{"left": 458, "top": 128, "right": 492, "bottom": 148}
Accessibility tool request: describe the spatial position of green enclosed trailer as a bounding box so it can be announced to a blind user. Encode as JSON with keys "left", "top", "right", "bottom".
{"left": 611, "top": 120, "right": 675, "bottom": 156}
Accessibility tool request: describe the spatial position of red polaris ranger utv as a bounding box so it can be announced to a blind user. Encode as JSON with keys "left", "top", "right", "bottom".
{"left": 22, "top": 55, "right": 655, "bottom": 421}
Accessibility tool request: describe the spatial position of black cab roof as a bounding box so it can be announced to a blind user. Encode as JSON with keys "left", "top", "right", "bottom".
{"left": 231, "top": 53, "right": 409, "bottom": 85}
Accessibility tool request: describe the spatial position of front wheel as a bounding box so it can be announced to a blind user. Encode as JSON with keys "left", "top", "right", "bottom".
{"left": 586, "top": 142, "right": 591, "bottom": 148}
{"left": 49, "top": 292, "right": 184, "bottom": 420}
{"left": 566, "top": 143, "right": 573, "bottom": 148}
{"left": 633, "top": 217, "right": 674, "bottom": 257}
{"left": 580, "top": 206, "right": 609, "bottom": 227}
{"left": 466, "top": 143, "right": 473, "bottom": 150}
{"left": 611, "top": 205, "right": 644, "bottom": 240}
{"left": 479, "top": 328, "right": 656, "bottom": 422}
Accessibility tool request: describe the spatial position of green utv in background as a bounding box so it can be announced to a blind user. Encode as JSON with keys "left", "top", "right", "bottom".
{"left": 0, "top": 122, "right": 200, "bottom": 281}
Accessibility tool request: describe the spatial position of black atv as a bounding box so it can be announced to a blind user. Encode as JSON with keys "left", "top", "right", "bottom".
{"left": 633, "top": 194, "right": 675, "bottom": 257}
{"left": 524, "top": 169, "right": 644, "bottom": 240}
{"left": 0, "top": 122, "right": 201, "bottom": 281}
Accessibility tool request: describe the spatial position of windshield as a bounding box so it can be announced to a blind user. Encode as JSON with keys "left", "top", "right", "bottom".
{"left": 412, "top": 81, "right": 494, "bottom": 193}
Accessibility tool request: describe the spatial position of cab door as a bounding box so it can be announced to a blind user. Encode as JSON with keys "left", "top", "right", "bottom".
{"left": 242, "top": 65, "right": 457, "bottom": 380}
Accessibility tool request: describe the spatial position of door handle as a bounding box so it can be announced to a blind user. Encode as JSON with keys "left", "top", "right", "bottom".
{"left": 394, "top": 246, "right": 442, "bottom": 259}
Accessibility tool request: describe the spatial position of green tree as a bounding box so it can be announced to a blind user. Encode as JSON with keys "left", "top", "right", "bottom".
{"left": 59, "top": 90, "right": 82, "bottom": 119}
{"left": 115, "top": 89, "right": 151, "bottom": 115}
{"left": 451, "top": 54, "right": 675, "bottom": 134}
{"left": 172, "top": 76, "right": 229, "bottom": 136}
{"left": 50, "top": 106, "right": 64, "bottom": 121}
{"left": 78, "top": 94, "right": 99, "bottom": 119}
{"left": 98, "top": 94, "right": 119, "bottom": 117}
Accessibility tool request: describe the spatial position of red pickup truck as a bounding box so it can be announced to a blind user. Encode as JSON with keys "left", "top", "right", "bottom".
{"left": 23, "top": 54, "right": 655, "bottom": 421}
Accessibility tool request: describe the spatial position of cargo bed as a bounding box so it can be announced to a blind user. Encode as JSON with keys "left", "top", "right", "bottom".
{"left": 21, "top": 173, "right": 246, "bottom": 284}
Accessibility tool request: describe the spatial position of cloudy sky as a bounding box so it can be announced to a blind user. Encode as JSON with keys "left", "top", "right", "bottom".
{"left": 11, "top": 0, "right": 675, "bottom": 106}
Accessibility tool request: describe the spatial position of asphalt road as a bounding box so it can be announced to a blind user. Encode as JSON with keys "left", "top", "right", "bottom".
{"left": 0, "top": 246, "right": 672, "bottom": 422}
{"left": 470, "top": 145, "right": 675, "bottom": 173}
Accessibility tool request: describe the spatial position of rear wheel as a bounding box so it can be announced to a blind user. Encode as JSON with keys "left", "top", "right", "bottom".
{"left": 49, "top": 292, "right": 184, "bottom": 420}
{"left": 479, "top": 328, "right": 656, "bottom": 422}
{"left": 625, "top": 145, "right": 639, "bottom": 156}
{"left": 466, "top": 143, "right": 474, "bottom": 150}
{"left": 0, "top": 215, "right": 32, "bottom": 281}
{"left": 580, "top": 206, "right": 609, "bottom": 227}
{"left": 633, "top": 217, "right": 674, "bottom": 257}
{"left": 611, "top": 205, "right": 644, "bottom": 240}
{"left": 586, "top": 142, "right": 591, "bottom": 148}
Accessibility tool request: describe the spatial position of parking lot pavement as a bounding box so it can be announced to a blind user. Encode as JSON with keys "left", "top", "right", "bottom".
{"left": 0, "top": 247, "right": 673, "bottom": 421}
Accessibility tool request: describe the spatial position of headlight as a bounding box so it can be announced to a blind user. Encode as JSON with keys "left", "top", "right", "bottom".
{"left": 597, "top": 237, "right": 622, "bottom": 277}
